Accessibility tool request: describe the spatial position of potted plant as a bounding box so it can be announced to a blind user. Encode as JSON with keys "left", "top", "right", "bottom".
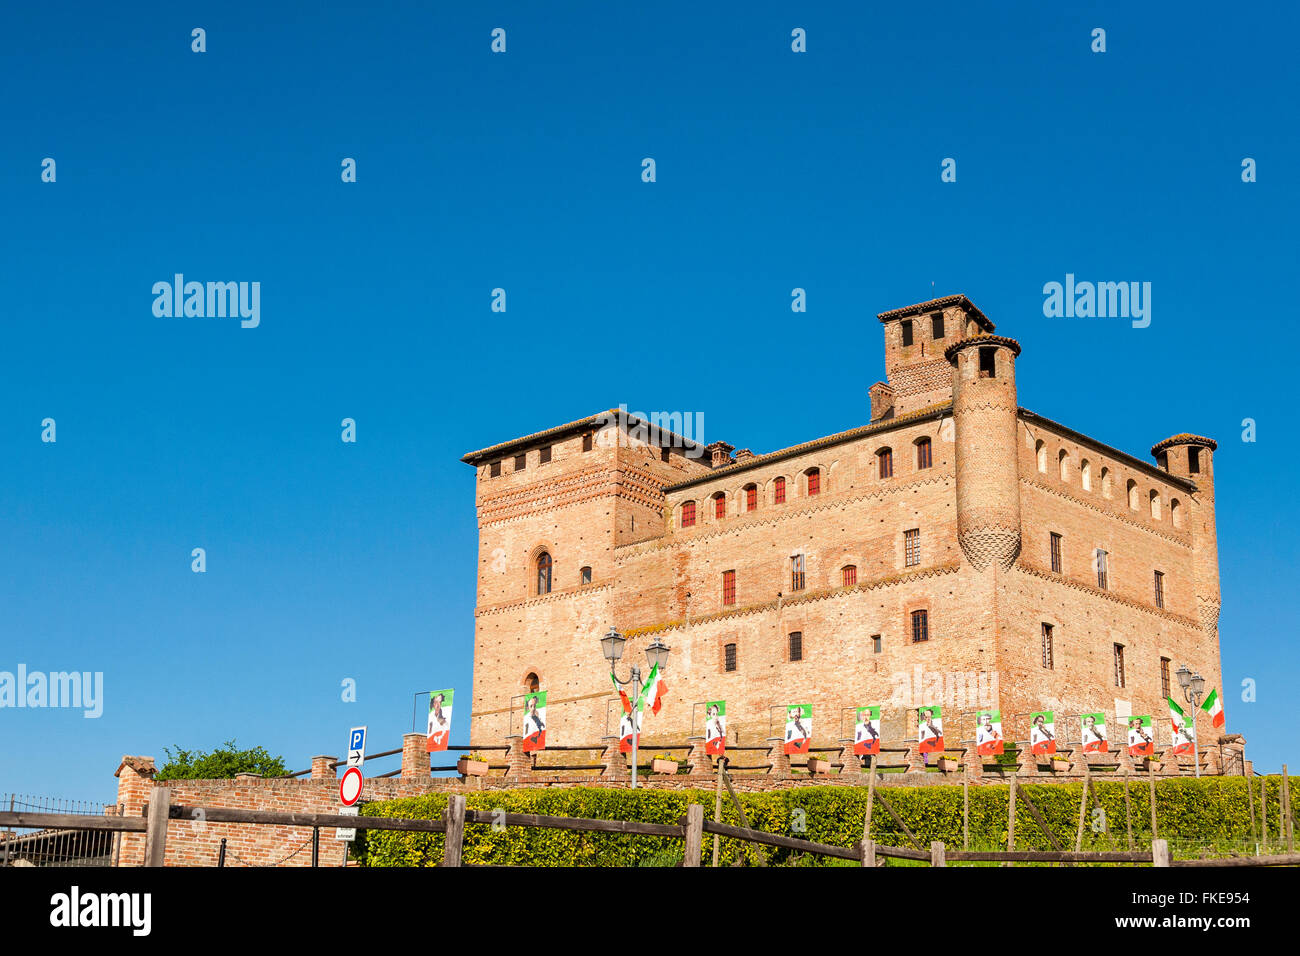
{"left": 936, "top": 753, "right": 961, "bottom": 773}
{"left": 457, "top": 753, "right": 490, "bottom": 776}
{"left": 1050, "top": 753, "right": 1071, "bottom": 772}
{"left": 652, "top": 754, "right": 679, "bottom": 775}
{"left": 1140, "top": 756, "right": 1162, "bottom": 772}
{"left": 806, "top": 754, "right": 832, "bottom": 774}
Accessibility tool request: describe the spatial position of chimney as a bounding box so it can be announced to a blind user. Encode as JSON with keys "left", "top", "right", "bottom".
{"left": 869, "top": 382, "right": 895, "bottom": 422}
{"left": 734, "top": 448, "right": 755, "bottom": 462}
{"left": 705, "top": 441, "right": 734, "bottom": 468}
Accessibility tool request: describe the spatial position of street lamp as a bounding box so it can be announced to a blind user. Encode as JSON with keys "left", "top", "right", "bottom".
{"left": 603, "top": 626, "right": 671, "bottom": 789}
{"left": 1175, "top": 664, "right": 1206, "bottom": 778}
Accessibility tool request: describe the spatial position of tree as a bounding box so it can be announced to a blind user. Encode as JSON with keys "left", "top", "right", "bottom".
{"left": 156, "top": 739, "right": 290, "bottom": 780}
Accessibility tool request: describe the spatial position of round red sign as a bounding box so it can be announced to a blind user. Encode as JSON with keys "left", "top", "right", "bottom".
{"left": 339, "top": 765, "right": 363, "bottom": 806}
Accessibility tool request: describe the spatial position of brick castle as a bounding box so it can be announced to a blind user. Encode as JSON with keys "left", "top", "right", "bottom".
{"left": 461, "top": 295, "right": 1223, "bottom": 750}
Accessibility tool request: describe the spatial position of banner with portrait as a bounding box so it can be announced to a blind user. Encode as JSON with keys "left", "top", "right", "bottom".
{"left": 1126, "top": 715, "right": 1154, "bottom": 757}
{"left": 704, "top": 700, "right": 727, "bottom": 755}
{"left": 783, "top": 704, "right": 812, "bottom": 755}
{"left": 618, "top": 706, "right": 642, "bottom": 754}
{"left": 426, "top": 688, "right": 454, "bottom": 753}
{"left": 1080, "top": 712, "right": 1108, "bottom": 753}
{"left": 522, "top": 690, "right": 548, "bottom": 752}
{"left": 1168, "top": 697, "right": 1196, "bottom": 756}
{"left": 917, "top": 705, "right": 944, "bottom": 754}
{"left": 1029, "top": 710, "right": 1057, "bottom": 755}
{"left": 975, "top": 709, "right": 1003, "bottom": 756}
{"left": 854, "top": 705, "right": 881, "bottom": 756}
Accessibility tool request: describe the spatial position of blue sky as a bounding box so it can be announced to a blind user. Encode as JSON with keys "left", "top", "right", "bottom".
{"left": 1, "top": 2, "right": 1296, "bottom": 802}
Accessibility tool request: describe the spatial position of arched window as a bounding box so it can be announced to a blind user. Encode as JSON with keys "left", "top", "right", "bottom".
{"left": 1171, "top": 498, "right": 1183, "bottom": 529}
{"left": 805, "top": 468, "right": 821, "bottom": 496}
{"left": 525, "top": 672, "right": 540, "bottom": 692}
{"left": 916, "top": 438, "right": 933, "bottom": 470}
{"left": 1058, "top": 449, "right": 1070, "bottom": 482}
{"left": 580, "top": 566, "right": 593, "bottom": 585}
{"left": 1035, "top": 440, "right": 1047, "bottom": 473}
{"left": 1149, "top": 490, "right": 1162, "bottom": 520}
{"left": 1127, "top": 479, "right": 1139, "bottom": 511}
{"left": 744, "top": 484, "right": 758, "bottom": 512}
{"left": 842, "top": 565, "right": 857, "bottom": 586}
{"left": 681, "top": 501, "right": 696, "bottom": 528}
{"left": 1081, "top": 459, "right": 1092, "bottom": 492}
{"left": 536, "top": 552, "right": 553, "bottom": 595}
{"left": 877, "top": 447, "right": 893, "bottom": 479}
{"left": 712, "top": 492, "right": 726, "bottom": 520}
{"left": 1101, "top": 467, "right": 1112, "bottom": 499}
{"left": 773, "top": 476, "right": 787, "bottom": 504}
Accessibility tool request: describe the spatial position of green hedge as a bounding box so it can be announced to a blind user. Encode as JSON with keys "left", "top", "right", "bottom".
{"left": 355, "top": 776, "right": 1295, "bottom": 867}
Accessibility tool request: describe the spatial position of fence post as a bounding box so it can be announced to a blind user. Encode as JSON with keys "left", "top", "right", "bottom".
{"left": 683, "top": 804, "right": 703, "bottom": 867}
{"left": 930, "top": 840, "right": 946, "bottom": 867}
{"left": 1151, "top": 838, "right": 1171, "bottom": 867}
{"left": 962, "top": 764, "right": 970, "bottom": 850}
{"left": 144, "top": 787, "right": 171, "bottom": 867}
{"left": 863, "top": 838, "right": 876, "bottom": 867}
{"left": 442, "top": 794, "right": 466, "bottom": 867}
{"left": 1005, "top": 773, "right": 1016, "bottom": 867}
{"left": 1284, "top": 765, "right": 1293, "bottom": 853}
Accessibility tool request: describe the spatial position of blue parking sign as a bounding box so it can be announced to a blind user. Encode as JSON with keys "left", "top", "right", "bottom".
{"left": 349, "top": 727, "right": 365, "bottom": 752}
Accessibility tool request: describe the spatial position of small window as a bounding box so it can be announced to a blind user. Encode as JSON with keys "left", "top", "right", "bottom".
{"left": 1101, "top": 467, "right": 1113, "bottom": 499}
{"left": 1156, "top": 451, "right": 1168, "bottom": 471}
{"left": 842, "top": 565, "right": 857, "bottom": 586}
{"left": 661, "top": 446, "right": 671, "bottom": 463}
{"left": 582, "top": 432, "right": 593, "bottom": 452}
{"left": 1035, "top": 441, "right": 1047, "bottom": 473}
{"left": 724, "top": 643, "right": 737, "bottom": 672}
{"left": 1149, "top": 490, "right": 1162, "bottom": 520}
{"left": 931, "top": 312, "right": 945, "bottom": 340}
{"left": 1171, "top": 498, "right": 1182, "bottom": 529}
{"left": 901, "top": 320, "right": 914, "bottom": 347}
{"left": 536, "top": 552, "right": 553, "bottom": 595}
{"left": 1095, "top": 549, "right": 1108, "bottom": 590}
{"left": 1188, "top": 448, "right": 1201, "bottom": 474}
{"left": 904, "top": 528, "right": 921, "bottom": 568}
{"left": 806, "top": 468, "right": 821, "bottom": 496}
{"left": 872, "top": 634, "right": 882, "bottom": 654}
{"left": 515, "top": 453, "right": 527, "bottom": 471}
{"left": 774, "top": 477, "right": 786, "bottom": 504}
{"left": 681, "top": 501, "right": 696, "bottom": 528}
{"left": 1081, "top": 459, "right": 1092, "bottom": 491}
{"left": 1113, "top": 643, "right": 1126, "bottom": 688}
{"left": 744, "top": 484, "right": 758, "bottom": 512}
{"left": 1058, "top": 449, "right": 1070, "bottom": 482}
{"left": 1154, "top": 570, "right": 1165, "bottom": 609}
{"left": 525, "top": 672, "right": 540, "bottom": 692}
{"left": 580, "top": 566, "right": 592, "bottom": 585}
{"left": 911, "top": 610, "right": 929, "bottom": 643}
{"left": 791, "top": 553, "right": 806, "bottom": 591}
{"left": 1160, "top": 657, "right": 1171, "bottom": 699}
{"left": 1049, "top": 532, "right": 1062, "bottom": 573}
{"left": 1127, "top": 479, "right": 1139, "bottom": 510}
{"left": 978, "top": 347, "right": 997, "bottom": 378}
{"left": 788, "top": 631, "right": 803, "bottom": 662}
{"left": 916, "top": 438, "right": 932, "bottom": 470}
{"left": 1041, "top": 623, "right": 1054, "bottom": 669}
{"left": 489, "top": 461, "right": 501, "bottom": 478}
{"left": 539, "top": 445, "right": 552, "bottom": 464}
{"left": 722, "top": 569, "right": 736, "bottom": 606}
{"left": 877, "top": 448, "right": 893, "bottom": 479}
{"left": 713, "top": 493, "right": 726, "bottom": 520}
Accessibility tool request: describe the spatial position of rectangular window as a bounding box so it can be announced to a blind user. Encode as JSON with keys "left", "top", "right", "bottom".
{"left": 788, "top": 631, "right": 803, "bottom": 662}
{"left": 681, "top": 501, "right": 696, "bottom": 528}
{"left": 1154, "top": 571, "right": 1165, "bottom": 609}
{"left": 581, "top": 566, "right": 592, "bottom": 585}
{"left": 791, "top": 554, "right": 806, "bottom": 592}
{"left": 724, "top": 643, "right": 737, "bottom": 672}
{"left": 904, "top": 528, "right": 921, "bottom": 568}
{"left": 722, "top": 570, "right": 736, "bottom": 606}
{"left": 715, "top": 496, "right": 726, "bottom": 520}
{"left": 1096, "top": 549, "right": 1109, "bottom": 590}
{"left": 878, "top": 449, "right": 893, "bottom": 479}
{"left": 582, "top": 432, "right": 593, "bottom": 452}
{"left": 916, "top": 439, "right": 932, "bottom": 470}
{"left": 1188, "top": 448, "right": 1201, "bottom": 474}
{"left": 1041, "top": 623, "right": 1054, "bottom": 669}
{"left": 901, "top": 320, "right": 914, "bottom": 347}
{"left": 911, "top": 609, "right": 929, "bottom": 643}
{"left": 514, "top": 453, "right": 526, "bottom": 471}
{"left": 489, "top": 461, "right": 501, "bottom": 478}
{"left": 539, "top": 445, "right": 552, "bottom": 464}
{"left": 807, "top": 471, "right": 820, "bottom": 496}
{"left": 1113, "top": 643, "right": 1126, "bottom": 688}
{"left": 842, "top": 565, "right": 857, "bottom": 586}
{"left": 872, "top": 634, "right": 882, "bottom": 654}
{"left": 774, "top": 478, "right": 786, "bottom": 504}
{"left": 978, "top": 347, "right": 997, "bottom": 378}
{"left": 746, "top": 486, "right": 757, "bottom": 511}
{"left": 1050, "top": 533, "right": 1062, "bottom": 573}
{"left": 1161, "top": 657, "right": 1171, "bottom": 699}
{"left": 931, "top": 312, "right": 945, "bottom": 340}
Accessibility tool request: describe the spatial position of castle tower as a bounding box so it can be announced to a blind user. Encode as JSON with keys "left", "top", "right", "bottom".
{"left": 1152, "top": 434, "right": 1221, "bottom": 640}
{"left": 876, "top": 295, "right": 996, "bottom": 417}
{"left": 945, "top": 334, "right": 1023, "bottom": 571}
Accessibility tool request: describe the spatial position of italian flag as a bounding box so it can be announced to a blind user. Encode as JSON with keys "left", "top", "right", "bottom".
{"left": 1200, "top": 688, "right": 1225, "bottom": 728}
{"left": 639, "top": 663, "right": 667, "bottom": 715}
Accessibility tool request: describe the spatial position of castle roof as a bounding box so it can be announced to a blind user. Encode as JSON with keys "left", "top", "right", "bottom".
{"left": 943, "top": 333, "right": 1022, "bottom": 362}
{"left": 877, "top": 294, "right": 995, "bottom": 331}
{"left": 460, "top": 408, "right": 706, "bottom": 465}
{"left": 1151, "top": 434, "right": 1218, "bottom": 456}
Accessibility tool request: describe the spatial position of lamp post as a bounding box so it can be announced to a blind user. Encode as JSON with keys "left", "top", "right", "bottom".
{"left": 1174, "top": 664, "right": 1206, "bottom": 779}
{"left": 602, "top": 626, "right": 671, "bottom": 789}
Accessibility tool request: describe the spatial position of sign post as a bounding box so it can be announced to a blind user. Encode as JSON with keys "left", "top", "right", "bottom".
{"left": 336, "top": 726, "right": 366, "bottom": 841}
